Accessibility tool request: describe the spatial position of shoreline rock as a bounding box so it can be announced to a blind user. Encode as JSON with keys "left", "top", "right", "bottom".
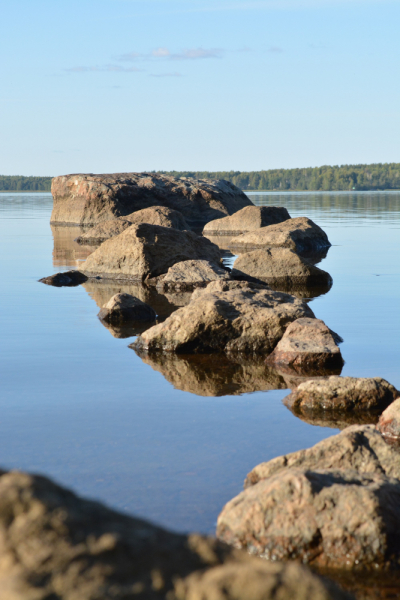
{"left": 203, "top": 205, "right": 291, "bottom": 235}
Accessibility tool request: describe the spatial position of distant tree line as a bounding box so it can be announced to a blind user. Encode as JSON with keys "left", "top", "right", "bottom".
{"left": 159, "top": 163, "right": 400, "bottom": 191}
{"left": 0, "top": 176, "right": 52, "bottom": 191}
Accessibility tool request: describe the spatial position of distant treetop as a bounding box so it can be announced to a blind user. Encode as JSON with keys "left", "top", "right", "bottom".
{"left": 0, "top": 175, "right": 52, "bottom": 191}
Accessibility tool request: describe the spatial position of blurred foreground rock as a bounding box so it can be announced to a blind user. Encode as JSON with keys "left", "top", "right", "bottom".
{"left": 377, "top": 398, "right": 400, "bottom": 440}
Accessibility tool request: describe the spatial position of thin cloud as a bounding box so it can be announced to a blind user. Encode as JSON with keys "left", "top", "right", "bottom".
{"left": 65, "top": 64, "right": 142, "bottom": 73}
{"left": 150, "top": 72, "right": 183, "bottom": 77}
{"left": 268, "top": 46, "right": 284, "bottom": 53}
{"left": 117, "top": 47, "right": 224, "bottom": 62}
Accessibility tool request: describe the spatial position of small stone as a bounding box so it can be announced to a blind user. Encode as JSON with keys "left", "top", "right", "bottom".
{"left": 98, "top": 293, "right": 156, "bottom": 323}
{"left": 39, "top": 270, "right": 88, "bottom": 287}
{"left": 156, "top": 260, "right": 230, "bottom": 292}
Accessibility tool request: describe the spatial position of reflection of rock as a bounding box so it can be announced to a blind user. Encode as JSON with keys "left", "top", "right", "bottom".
{"left": 203, "top": 206, "right": 290, "bottom": 235}
{"left": 156, "top": 260, "right": 230, "bottom": 292}
{"left": 377, "top": 398, "right": 400, "bottom": 440}
{"left": 284, "top": 403, "right": 380, "bottom": 430}
{"left": 131, "top": 351, "right": 290, "bottom": 396}
{"left": 39, "top": 270, "right": 88, "bottom": 287}
{"left": 203, "top": 235, "right": 241, "bottom": 251}
{"left": 51, "top": 225, "right": 94, "bottom": 268}
{"left": 99, "top": 320, "right": 154, "bottom": 339}
{"left": 98, "top": 293, "right": 157, "bottom": 323}
{"left": 164, "top": 291, "right": 194, "bottom": 306}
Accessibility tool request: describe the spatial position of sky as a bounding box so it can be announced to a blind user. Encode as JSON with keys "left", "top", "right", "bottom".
{"left": 1, "top": 0, "right": 399, "bottom": 175}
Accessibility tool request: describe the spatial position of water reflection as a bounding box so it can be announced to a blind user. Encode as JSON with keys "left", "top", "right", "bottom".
{"left": 51, "top": 225, "right": 93, "bottom": 268}
{"left": 283, "top": 402, "right": 379, "bottom": 430}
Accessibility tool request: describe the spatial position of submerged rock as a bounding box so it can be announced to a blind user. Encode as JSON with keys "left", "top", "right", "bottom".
{"left": 39, "top": 270, "right": 88, "bottom": 287}
{"left": 81, "top": 223, "right": 221, "bottom": 282}
{"left": 75, "top": 206, "right": 190, "bottom": 245}
{"left": 203, "top": 205, "right": 291, "bottom": 235}
{"left": 156, "top": 259, "right": 230, "bottom": 292}
{"left": 50, "top": 172, "right": 252, "bottom": 229}
{"left": 98, "top": 293, "right": 157, "bottom": 324}
{"left": 266, "top": 318, "right": 344, "bottom": 374}
{"left": 229, "top": 217, "right": 331, "bottom": 254}
{"left": 377, "top": 398, "right": 400, "bottom": 439}
{"left": 133, "top": 280, "right": 314, "bottom": 355}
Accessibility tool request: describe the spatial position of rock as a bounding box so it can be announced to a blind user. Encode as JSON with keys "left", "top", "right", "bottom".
{"left": 98, "top": 293, "right": 157, "bottom": 324}
{"left": 377, "top": 398, "right": 400, "bottom": 439}
{"left": 229, "top": 217, "right": 331, "bottom": 255}
{"left": 39, "top": 270, "right": 88, "bottom": 287}
{"left": 231, "top": 248, "right": 332, "bottom": 292}
{"left": 203, "top": 205, "right": 291, "bottom": 235}
{"left": 0, "top": 469, "right": 351, "bottom": 600}
{"left": 81, "top": 223, "right": 221, "bottom": 282}
{"left": 265, "top": 318, "right": 344, "bottom": 374}
{"left": 244, "top": 424, "right": 400, "bottom": 488}
{"left": 284, "top": 376, "right": 399, "bottom": 414}
{"left": 133, "top": 280, "right": 315, "bottom": 355}
{"left": 50, "top": 172, "right": 252, "bottom": 229}
{"left": 75, "top": 206, "right": 190, "bottom": 245}
{"left": 217, "top": 466, "right": 400, "bottom": 570}
{"left": 156, "top": 259, "right": 230, "bottom": 292}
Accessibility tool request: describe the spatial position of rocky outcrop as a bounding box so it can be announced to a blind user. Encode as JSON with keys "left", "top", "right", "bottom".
{"left": 81, "top": 223, "right": 221, "bottom": 282}
{"left": 75, "top": 206, "right": 190, "bottom": 245}
{"left": 203, "top": 205, "right": 291, "bottom": 235}
{"left": 377, "top": 398, "right": 400, "bottom": 439}
{"left": 133, "top": 280, "right": 315, "bottom": 355}
{"left": 39, "top": 270, "right": 88, "bottom": 287}
{"left": 266, "top": 318, "right": 344, "bottom": 374}
{"left": 51, "top": 173, "right": 252, "bottom": 229}
{"left": 231, "top": 248, "right": 332, "bottom": 292}
{"left": 156, "top": 260, "right": 230, "bottom": 292}
{"left": 0, "top": 469, "right": 351, "bottom": 600}
{"left": 229, "top": 217, "right": 331, "bottom": 254}
{"left": 98, "top": 293, "right": 157, "bottom": 324}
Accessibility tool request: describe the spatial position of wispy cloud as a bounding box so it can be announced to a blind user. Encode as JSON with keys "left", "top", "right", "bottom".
{"left": 117, "top": 47, "right": 224, "bottom": 62}
{"left": 268, "top": 46, "right": 284, "bottom": 53}
{"left": 150, "top": 71, "right": 183, "bottom": 77}
{"left": 65, "top": 64, "right": 142, "bottom": 73}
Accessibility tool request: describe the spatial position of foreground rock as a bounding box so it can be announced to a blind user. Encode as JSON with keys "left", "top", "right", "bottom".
{"left": 0, "top": 470, "right": 351, "bottom": 600}
{"left": 156, "top": 260, "right": 230, "bottom": 292}
{"left": 75, "top": 206, "right": 190, "bottom": 245}
{"left": 133, "top": 280, "right": 315, "bottom": 355}
{"left": 98, "top": 293, "right": 156, "bottom": 324}
{"left": 230, "top": 217, "right": 331, "bottom": 254}
{"left": 39, "top": 270, "right": 88, "bottom": 287}
{"left": 266, "top": 318, "right": 344, "bottom": 374}
{"left": 377, "top": 398, "right": 400, "bottom": 439}
{"left": 82, "top": 223, "right": 221, "bottom": 282}
{"left": 203, "top": 205, "right": 290, "bottom": 235}
{"left": 51, "top": 172, "right": 252, "bottom": 228}
{"left": 231, "top": 248, "right": 332, "bottom": 292}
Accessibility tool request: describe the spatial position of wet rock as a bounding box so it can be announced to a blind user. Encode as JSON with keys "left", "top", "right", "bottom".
{"left": 244, "top": 424, "right": 400, "bottom": 488}
{"left": 217, "top": 466, "right": 400, "bottom": 570}
{"left": 50, "top": 172, "right": 252, "bottom": 229}
{"left": 231, "top": 248, "right": 332, "bottom": 292}
{"left": 75, "top": 206, "right": 190, "bottom": 245}
{"left": 265, "top": 318, "right": 344, "bottom": 374}
{"left": 81, "top": 223, "right": 221, "bottom": 282}
{"left": 133, "top": 280, "right": 315, "bottom": 355}
{"left": 377, "top": 398, "right": 400, "bottom": 439}
{"left": 39, "top": 270, "right": 88, "bottom": 287}
{"left": 0, "top": 470, "right": 351, "bottom": 600}
{"left": 229, "top": 217, "right": 331, "bottom": 254}
{"left": 284, "top": 376, "right": 399, "bottom": 414}
{"left": 98, "top": 293, "right": 156, "bottom": 324}
{"left": 203, "top": 205, "right": 291, "bottom": 235}
{"left": 156, "top": 259, "right": 230, "bottom": 292}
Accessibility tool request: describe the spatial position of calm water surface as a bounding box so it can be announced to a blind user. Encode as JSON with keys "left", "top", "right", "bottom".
{"left": 0, "top": 191, "right": 399, "bottom": 536}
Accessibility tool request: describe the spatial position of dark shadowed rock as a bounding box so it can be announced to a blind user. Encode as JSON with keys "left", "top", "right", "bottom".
{"left": 229, "top": 217, "right": 331, "bottom": 254}
{"left": 377, "top": 398, "right": 400, "bottom": 439}
{"left": 133, "top": 280, "right": 315, "bottom": 355}
{"left": 203, "top": 205, "right": 291, "bottom": 235}
{"left": 51, "top": 172, "right": 252, "bottom": 229}
{"left": 39, "top": 270, "right": 88, "bottom": 287}
{"left": 81, "top": 223, "right": 221, "bottom": 282}
{"left": 75, "top": 206, "right": 190, "bottom": 245}
{"left": 0, "top": 470, "right": 351, "bottom": 600}
{"left": 156, "top": 260, "right": 230, "bottom": 292}
{"left": 98, "top": 293, "right": 157, "bottom": 324}
{"left": 266, "top": 318, "right": 344, "bottom": 374}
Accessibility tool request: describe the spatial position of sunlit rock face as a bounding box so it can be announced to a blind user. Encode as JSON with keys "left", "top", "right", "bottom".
{"left": 51, "top": 172, "right": 253, "bottom": 229}
{"left": 156, "top": 259, "right": 230, "bottom": 292}
{"left": 377, "top": 398, "right": 400, "bottom": 440}
{"left": 203, "top": 205, "right": 291, "bottom": 235}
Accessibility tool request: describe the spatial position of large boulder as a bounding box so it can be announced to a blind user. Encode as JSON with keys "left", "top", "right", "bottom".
{"left": 156, "top": 259, "right": 230, "bottom": 292}
{"left": 75, "top": 206, "right": 190, "bottom": 245}
{"left": 98, "top": 293, "right": 157, "bottom": 324}
{"left": 39, "top": 270, "right": 88, "bottom": 287}
{"left": 81, "top": 223, "right": 221, "bottom": 282}
{"left": 50, "top": 173, "right": 252, "bottom": 229}
{"left": 229, "top": 217, "right": 331, "bottom": 254}
{"left": 203, "top": 205, "right": 290, "bottom": 235}
{"left": 377, "top": 398, "right": 400, "bottom": 440}
{"left": 133, "top": 280, "right": 315, "bottom": 355}
{"left": 266, "top": 318, "right": 344, "bottom": 374}
{"left": 0, "top": 470, "right": 351, "bottom": 600}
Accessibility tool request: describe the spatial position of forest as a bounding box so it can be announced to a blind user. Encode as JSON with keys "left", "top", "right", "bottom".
{"left": 1, "top": 163, "right": 400, "bottom": 191}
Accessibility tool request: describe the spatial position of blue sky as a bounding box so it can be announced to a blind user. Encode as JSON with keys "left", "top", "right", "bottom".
{"left": 1, "top": 0, "right": 399, "bottom": 175}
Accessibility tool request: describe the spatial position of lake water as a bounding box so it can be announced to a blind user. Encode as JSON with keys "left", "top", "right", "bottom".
{"left": 1, "top": 191, "right": 399, "bottom": 542}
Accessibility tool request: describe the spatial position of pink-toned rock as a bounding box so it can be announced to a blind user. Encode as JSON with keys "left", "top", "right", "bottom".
{"left": 377, "top": 398, "right": 400, "bottom": 439}
{"left": 203, "top": 205, "right": 290, "bottom": 235}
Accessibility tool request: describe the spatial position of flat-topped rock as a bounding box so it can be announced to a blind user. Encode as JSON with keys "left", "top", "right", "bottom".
{"left": 156, "top": 259, "right": 230, "bottom": 292}
{"left": 75, "top": 206, "right": 190, "bottom": 245}
{"left": 266, "top": 318, "right": 343, "bottom": 374}
{"left": 98, "top": 293, "right": 157, "bottom": 324}
{"left": 39, "top": 270, "right": 88, "bottom": 287}
{"left": 51, "top": 172, "right": 252, "bottom": 228}
{"left": 133, "top": 280, "right": 314, "bottom": 355}
{"left": 203, "top": 205, "right": 291, "bottom": 235}
{"left": 81, "top": 223, "right": 221, "bottom": 282}
{"left": 230, "top": 217, "right": 331, "bottom": 254}
{"left": 377, "top": 398, "right": 400, "bottom": 440}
